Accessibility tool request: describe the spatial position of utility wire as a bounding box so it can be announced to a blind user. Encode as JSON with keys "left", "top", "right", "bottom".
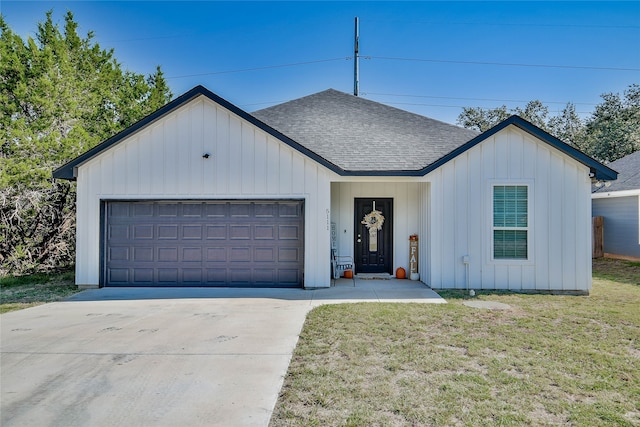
{"left": 368, "top": 56, "right": 640, "bottom": 72}
{"left": 365, "top": 92, "right": 599, "bottom": 106}
{"left": 166, "top": 57, "right": 351, "bottom": 79}
{"left": 166, "top": 55, "right": 638, "bottom": 80}
{"left": 366, "top": 20, "right": 640, "bottom": 30}
{"left": 372, "top": 100, "right": 593, "bottom": 115}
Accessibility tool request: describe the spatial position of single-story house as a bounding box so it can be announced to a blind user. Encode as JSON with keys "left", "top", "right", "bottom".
{"left": 54, "top": 85, "right": 617, "bottom": 293}
{"left": 592, "top": 150, "right": 640, "bottom": 259}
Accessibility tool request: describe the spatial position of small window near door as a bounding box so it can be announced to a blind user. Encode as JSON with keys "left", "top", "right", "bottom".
{"left": 493, "top": 185, "right": 528, "bottom": 260}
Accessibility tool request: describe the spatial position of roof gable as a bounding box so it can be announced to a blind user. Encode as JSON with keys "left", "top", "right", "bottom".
{"left": 430, "top": 115, "right": 617, "bottom": 181}
{"left": 53, "top": 85, "right": 344, "bottom": 180}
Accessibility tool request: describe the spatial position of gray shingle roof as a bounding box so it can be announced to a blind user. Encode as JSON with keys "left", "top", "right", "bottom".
{"left": 593, "top": 150, "right": 640, "bottom": 193}
{"left": 252, "top": 89, "right": 479, "bottom": 171}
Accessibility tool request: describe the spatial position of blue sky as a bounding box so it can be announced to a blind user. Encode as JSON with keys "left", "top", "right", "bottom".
{"left": 2, "top": 1, "right": 639, "bottom": 124}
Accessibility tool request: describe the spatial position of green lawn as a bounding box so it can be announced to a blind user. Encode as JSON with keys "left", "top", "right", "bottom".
{"left": 0, "top": 270, "right": 79, "bottom": 314}
{"left": 270, "top": 258, "right": 640, "bottom": 426}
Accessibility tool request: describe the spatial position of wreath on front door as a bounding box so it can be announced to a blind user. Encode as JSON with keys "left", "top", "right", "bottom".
{"left": 361, "top": 209, "right": 385, "bottom": 231}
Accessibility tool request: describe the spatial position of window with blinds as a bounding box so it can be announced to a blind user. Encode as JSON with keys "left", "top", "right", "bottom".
{"left": 493, "top": 185, "right": 528, "bottom": 260}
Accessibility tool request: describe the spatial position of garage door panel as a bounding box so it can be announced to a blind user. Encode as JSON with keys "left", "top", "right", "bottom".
{"left": 182, "top": 269, "right": 202, "bottom": 282}
{"left": 254, "top": 269, "right": 275, "bottom": 283}
{"left": 279, "top": 225, "right": 300, "bottom": 240}
{"left": 278, "top": 203, "right": 301, "bottom": 217}
{"left": 158, "top": 225, "right": 178, "bottom": 239}
{"left": 206, "top": 225, "right": 227, "bottom": 239}
{"left": 255, "top": 203, "right": 277, "bottom": 217}
{"left": 109, "top": 225, "right": 129, "bottom": 240}
{"left": 104, "top": 201, "right": 303, "bottom": 287}
{"left": 206, "top": 247, "right": 226, "bottom": 261}
{"left": 133, "top": 204, "right": 153, "bottom": 217}
{"left": 158, "top": 269, "right": 179, "bottom": 283}
{"left": 254, "top": 225, "right": 275, "bottom": 240}
{"left": 183, "top": 247, "right": 202, "bottom": 262}
{"left": 110, "top": 203, "right": 130, "bottom": 217}
{"left": 278, "top": 247, "right": 300, "bottom": 262}
{"left": 133, "top": 269, "right": 153, "bottom": 283}
{"left": 255, "top": 247, "right": 275, "bottom": 262}
{"left": 109, "top": 247, "right": 129, "bottom": 261}
{"left": 133, "top": 225, "right": 154, "bottom": 239}
{"left": 158, "top": 247, "right": 178, "bottom": 262}
{"left": 230, "top": 247, "right": 251, "bottom": 262}
{"left": 183, "top": 204, "right": 204, "bottom": 217}
{"left": 230, "top": 225, "right": 251, "bottom": 240}
{"left": 206, "top": 268, "right": 227, "bottom": 283}
{"left": 230, "top": 269, "right": 251, "bottom": 283}
{"left": 158, "top": 204, "right": 178, "bottom": 217}
{"left": 230, "top": 203, "right": 252, "bottom": 217}
{"left": 133, "top": 247, "right": 154, "bottom": 262}
{"left": 109, "top": 269, "right": 129, "bottom": 283}
{"left": 205, "top": 203, "right": 228, "bottom": 217}
{"left": 182, "top": 225, "right": 203, "bottom": 239}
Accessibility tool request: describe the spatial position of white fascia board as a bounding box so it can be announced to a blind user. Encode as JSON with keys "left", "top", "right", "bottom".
{"left": 591, "top": 189, "right": 640, "bottom": 199}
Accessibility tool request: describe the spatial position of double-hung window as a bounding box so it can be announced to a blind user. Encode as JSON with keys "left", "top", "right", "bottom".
{"left": 493, "top": 185, "right": 529, "bottom": 260}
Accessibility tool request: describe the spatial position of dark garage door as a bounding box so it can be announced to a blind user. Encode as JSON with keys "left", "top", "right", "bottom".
{"left": 103, "top": 200, "right": 304, "bottom": 287}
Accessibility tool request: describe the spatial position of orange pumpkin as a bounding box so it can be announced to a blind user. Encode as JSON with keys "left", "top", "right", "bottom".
{"left": 344, "top": 269, "right": 353, "bottom": 279}
{"left": 395, "top": 267, "right": 406, "bottom": 279}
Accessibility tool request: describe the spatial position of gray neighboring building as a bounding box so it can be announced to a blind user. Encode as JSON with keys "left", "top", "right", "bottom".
{"left": 592, "top": 150, "right": 640, "bottom": 259}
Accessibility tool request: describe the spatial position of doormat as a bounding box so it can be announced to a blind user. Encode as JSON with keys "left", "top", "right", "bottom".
{"left": 356, "top": 273, "right": 392, "bottom": 280}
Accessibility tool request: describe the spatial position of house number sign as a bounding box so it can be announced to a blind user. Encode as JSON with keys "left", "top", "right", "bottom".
{"left": 361, "top": 202, "right": 384, "bottom": 252}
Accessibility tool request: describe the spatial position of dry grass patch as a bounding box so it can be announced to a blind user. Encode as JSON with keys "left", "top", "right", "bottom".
{"left": 270, "top": 259, "right": 640, "bottom": 426}
{"left": 0, "top": 271, "right": 79, "bottom": 314}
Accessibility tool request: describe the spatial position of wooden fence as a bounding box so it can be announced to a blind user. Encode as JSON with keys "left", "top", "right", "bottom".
{"left": 592, "top": 216, "right": 603, "bottom": 258}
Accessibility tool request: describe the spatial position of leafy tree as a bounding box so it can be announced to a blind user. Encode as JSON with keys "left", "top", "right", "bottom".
{"left": 584, "top": 84, "right": 640, "bottom": 162}
{"left": 456, "top": 84, "right": 639, "bottom": 163}
{"left": 0, "top": 11, "right": 172, "bottom": 275}
{"left": 457, "top": 105, "right": 510, "bottom": 132}
{"left": 457, "top": 100, "right": 552, "bottom": 133}
{"left": 547, "top": 103, "right": 585, "bottom": 149}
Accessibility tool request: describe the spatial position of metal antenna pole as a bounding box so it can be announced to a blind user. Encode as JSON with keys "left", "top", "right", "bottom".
{"left": 354, "top": 16, "right": 359, "bottom": 96}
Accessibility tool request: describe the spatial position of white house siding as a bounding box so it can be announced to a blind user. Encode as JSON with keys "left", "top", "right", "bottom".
{"left": 426, "top": 126, "right": 592, "bottom": 292}
{"left": 592, "top": 193, "right": 640, "bottom": 258}
{"left": 75, "top": 96, "right": 335, "bottom": 288}
{"left": 330, "top": 181, "right": 423, "bottom": 275}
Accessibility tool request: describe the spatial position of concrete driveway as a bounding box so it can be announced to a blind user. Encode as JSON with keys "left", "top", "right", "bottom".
{"left": 1, "top": 281, "right": 443, "bottom": 427}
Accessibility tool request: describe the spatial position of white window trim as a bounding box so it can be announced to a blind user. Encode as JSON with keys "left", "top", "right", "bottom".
{"left": 488, "top": 180, "right": 534, "bottom": 264}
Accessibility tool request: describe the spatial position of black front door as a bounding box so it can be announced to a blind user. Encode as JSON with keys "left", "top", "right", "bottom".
{"left": 354, "top": 198, "right": 393, "bottom": 274}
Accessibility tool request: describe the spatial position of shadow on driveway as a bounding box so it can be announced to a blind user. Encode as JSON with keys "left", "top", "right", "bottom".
{"left": 65, "top": 278, "right": 446, "bottom": 304}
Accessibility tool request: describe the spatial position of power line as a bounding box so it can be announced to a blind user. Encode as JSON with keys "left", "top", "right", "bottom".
{"left": 165, "top": 55, "right": 639, "bottom": 80}
{"left": 367, "top": 56, "right": 640, "bottom": 72}
{"left": 364, "top": 92, "right": 599, "bottom": 106}
{"left": 165, "top": 57, "right": 351, "bottom": 79}
{"left": 369, "top": 100, "right": 593, "bottom": 115}
{"left": 366, "top": 20, "right": 640, "bottom": 30}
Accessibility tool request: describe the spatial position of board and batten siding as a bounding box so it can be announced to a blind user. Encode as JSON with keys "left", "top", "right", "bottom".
{"left": 592, "top": 194, "right": 640, "bottom": 258}
{"left": 75, "top": 95, "right": 335, "bottom": 288}
{"left": 426, "top": 126, "right": 592, "bottom": 292}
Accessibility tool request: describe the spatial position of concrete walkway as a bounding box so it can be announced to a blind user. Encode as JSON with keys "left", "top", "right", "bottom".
{"left": 0, "top": 279, "right": 443, "bottom": 427}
